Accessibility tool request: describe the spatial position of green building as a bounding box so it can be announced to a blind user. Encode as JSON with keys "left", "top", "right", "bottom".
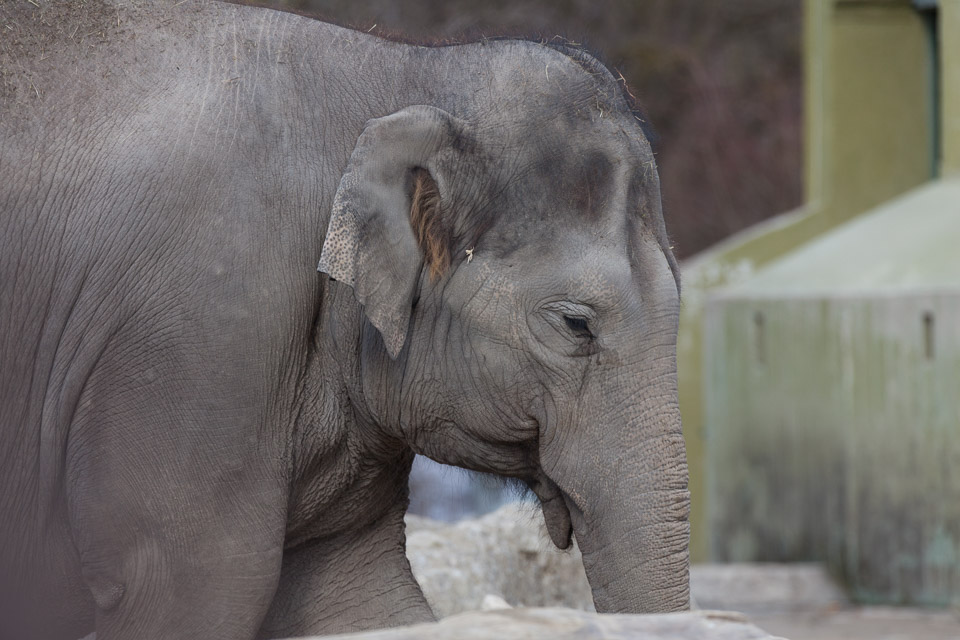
{"left": 682, "top": 0, "right": 960, "bottom": 605}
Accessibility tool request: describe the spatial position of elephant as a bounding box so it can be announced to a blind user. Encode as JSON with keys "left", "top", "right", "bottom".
{"left": 0, "top": 1, "right": 689, "bottom": 639}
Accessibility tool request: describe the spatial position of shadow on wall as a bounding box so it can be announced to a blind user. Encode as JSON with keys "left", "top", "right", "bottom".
{"left": 408, "top": 456, "right": 521, "bottom": 522}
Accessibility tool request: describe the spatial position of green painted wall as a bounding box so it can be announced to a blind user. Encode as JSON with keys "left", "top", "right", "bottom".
{"left": 943, "top": 0, "right": 960, "bottom": 175}
{"left": 680, "top": 0, "right": 935, "bottom": 561}
{"left": 817, "top": 0, "right": 934, "bottom": 218}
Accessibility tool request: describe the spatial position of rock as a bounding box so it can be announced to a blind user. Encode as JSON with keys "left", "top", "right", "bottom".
{"left": 295, "top": 608, "right": 785, "bottom": 640}
{"left": 404, "top": 503, "right": 593, "bottom": 617}
{"left": 407, "top": 505, "right": 850, "bottom": 622}
{"left": 480, "top": 594, "right": 512, "bottom": 611}
{"left": 403, "top": 513, "right": 448, "bottom": 535}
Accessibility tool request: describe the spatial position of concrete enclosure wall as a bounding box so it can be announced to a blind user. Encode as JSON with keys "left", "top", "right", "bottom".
{"left": 679, "top": 0, "right": 937, "bottom": 562}
{"left": 706, "top": 291, "right": 960, "bottom": 605}
{"left": 702, "top": 157, "right": 960, "bottom": 605}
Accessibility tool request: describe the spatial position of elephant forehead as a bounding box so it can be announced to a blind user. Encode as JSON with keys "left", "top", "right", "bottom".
{"left": 503, "top": 113, "right": 653, "bottom": 206}
{"left": 486, "top": 145, "right": 656, "bottom": 251}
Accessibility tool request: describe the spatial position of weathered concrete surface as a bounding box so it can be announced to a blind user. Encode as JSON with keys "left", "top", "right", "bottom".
{"left": 705, "top": 178, "right": 960, "bottom": 606}
{"left": 758, "top": 606, "right": 960, "bottom": 640}
{"left": 691, "top": 563, "right": 846, "bottom": 615}
{"left": 707, "top": 289, "right": 960, "bottom": 605}
{"left": 293, "top": 608, "right": 782, "bottom": 640}
{"left": 405, "top": 503, "right": 594, "bottom": 617}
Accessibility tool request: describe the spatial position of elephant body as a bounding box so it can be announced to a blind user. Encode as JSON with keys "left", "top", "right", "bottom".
{"left": 0, "top": 2, "right": 689, "bottom": 639}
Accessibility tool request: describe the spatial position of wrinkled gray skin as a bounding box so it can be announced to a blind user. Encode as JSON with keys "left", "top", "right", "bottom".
{"left": 0, "top": 1, "right": 689, "bottom": 639}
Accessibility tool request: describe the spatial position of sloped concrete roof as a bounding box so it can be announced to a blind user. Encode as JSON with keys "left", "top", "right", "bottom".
{"left": 716, "top": 178, "right": 960, "bottom": 298}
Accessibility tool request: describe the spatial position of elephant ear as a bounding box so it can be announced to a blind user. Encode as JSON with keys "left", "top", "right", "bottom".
{"left": 318, "top": 105, "right": 469, "bottom": 359}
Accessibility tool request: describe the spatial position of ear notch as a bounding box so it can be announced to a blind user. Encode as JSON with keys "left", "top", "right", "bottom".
{"left": 410, "top": 167, "right": 452, "bottom": 282}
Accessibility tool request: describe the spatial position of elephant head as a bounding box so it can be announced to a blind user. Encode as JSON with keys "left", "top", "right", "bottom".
{"left": 318, "top": 57, "right": 689, "bottom": 613}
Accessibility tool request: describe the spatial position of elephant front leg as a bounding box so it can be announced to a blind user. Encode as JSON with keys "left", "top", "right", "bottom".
{"left": 257, "top": 506, "right": 434, "bottom": 638}
{"left": 69, "top": 461, "right": 288, "bottom": 640}
{"left": 66, "top": 396, "right": 290, "bottom": 639}
{"left": 71, "top": 485, "right": 287, "bottom": 640}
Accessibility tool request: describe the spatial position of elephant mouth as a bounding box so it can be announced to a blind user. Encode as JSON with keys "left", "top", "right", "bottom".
{"left": 531, "top": 472, "right": 573, "bottom": 550}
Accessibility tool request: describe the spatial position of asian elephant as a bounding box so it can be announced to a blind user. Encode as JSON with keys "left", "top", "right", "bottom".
{"left": 0, "top": 1, "right": 689, "bottom": 639}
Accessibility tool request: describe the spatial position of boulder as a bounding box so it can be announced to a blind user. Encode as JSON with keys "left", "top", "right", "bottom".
{"left": 295, "top": 608, "right": 784, "bottom": 640}
{"left": 404, "top": 502, "right": 593, "bottom": 617}
{"left": 406, "top": 503, "right": 848, "bottom": 622}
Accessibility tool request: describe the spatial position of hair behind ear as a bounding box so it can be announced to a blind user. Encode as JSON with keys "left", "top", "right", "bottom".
{"left": 410, "top": 168, "right": 451, "bottom": 282}
{"left": 318, "top": 106, "right": 470, "bottom": 358}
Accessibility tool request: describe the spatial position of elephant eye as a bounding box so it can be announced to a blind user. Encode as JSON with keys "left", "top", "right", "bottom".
{"left": 563, "top": 315, "right": 594, "bottom": 340}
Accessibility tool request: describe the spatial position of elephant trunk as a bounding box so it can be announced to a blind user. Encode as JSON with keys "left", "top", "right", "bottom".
{"left": 574, "top": 459, "right": 690, "bottom": 613}
{"left": 543, "top": 371, "right": 691, "bottom": 613}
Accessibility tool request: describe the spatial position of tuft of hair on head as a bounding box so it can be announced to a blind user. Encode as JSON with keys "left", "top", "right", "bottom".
{"left": 409, "top": 167, "right": 452, "bottom": 282}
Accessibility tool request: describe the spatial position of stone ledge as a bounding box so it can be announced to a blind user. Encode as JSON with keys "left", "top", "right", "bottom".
{"left": 287, "top": 608, "right": 784, "bottom": 640}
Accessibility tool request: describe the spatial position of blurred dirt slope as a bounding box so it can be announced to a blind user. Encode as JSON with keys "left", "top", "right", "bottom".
{"left": 248, "top": 0, "right": 803, "bottom": 258}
